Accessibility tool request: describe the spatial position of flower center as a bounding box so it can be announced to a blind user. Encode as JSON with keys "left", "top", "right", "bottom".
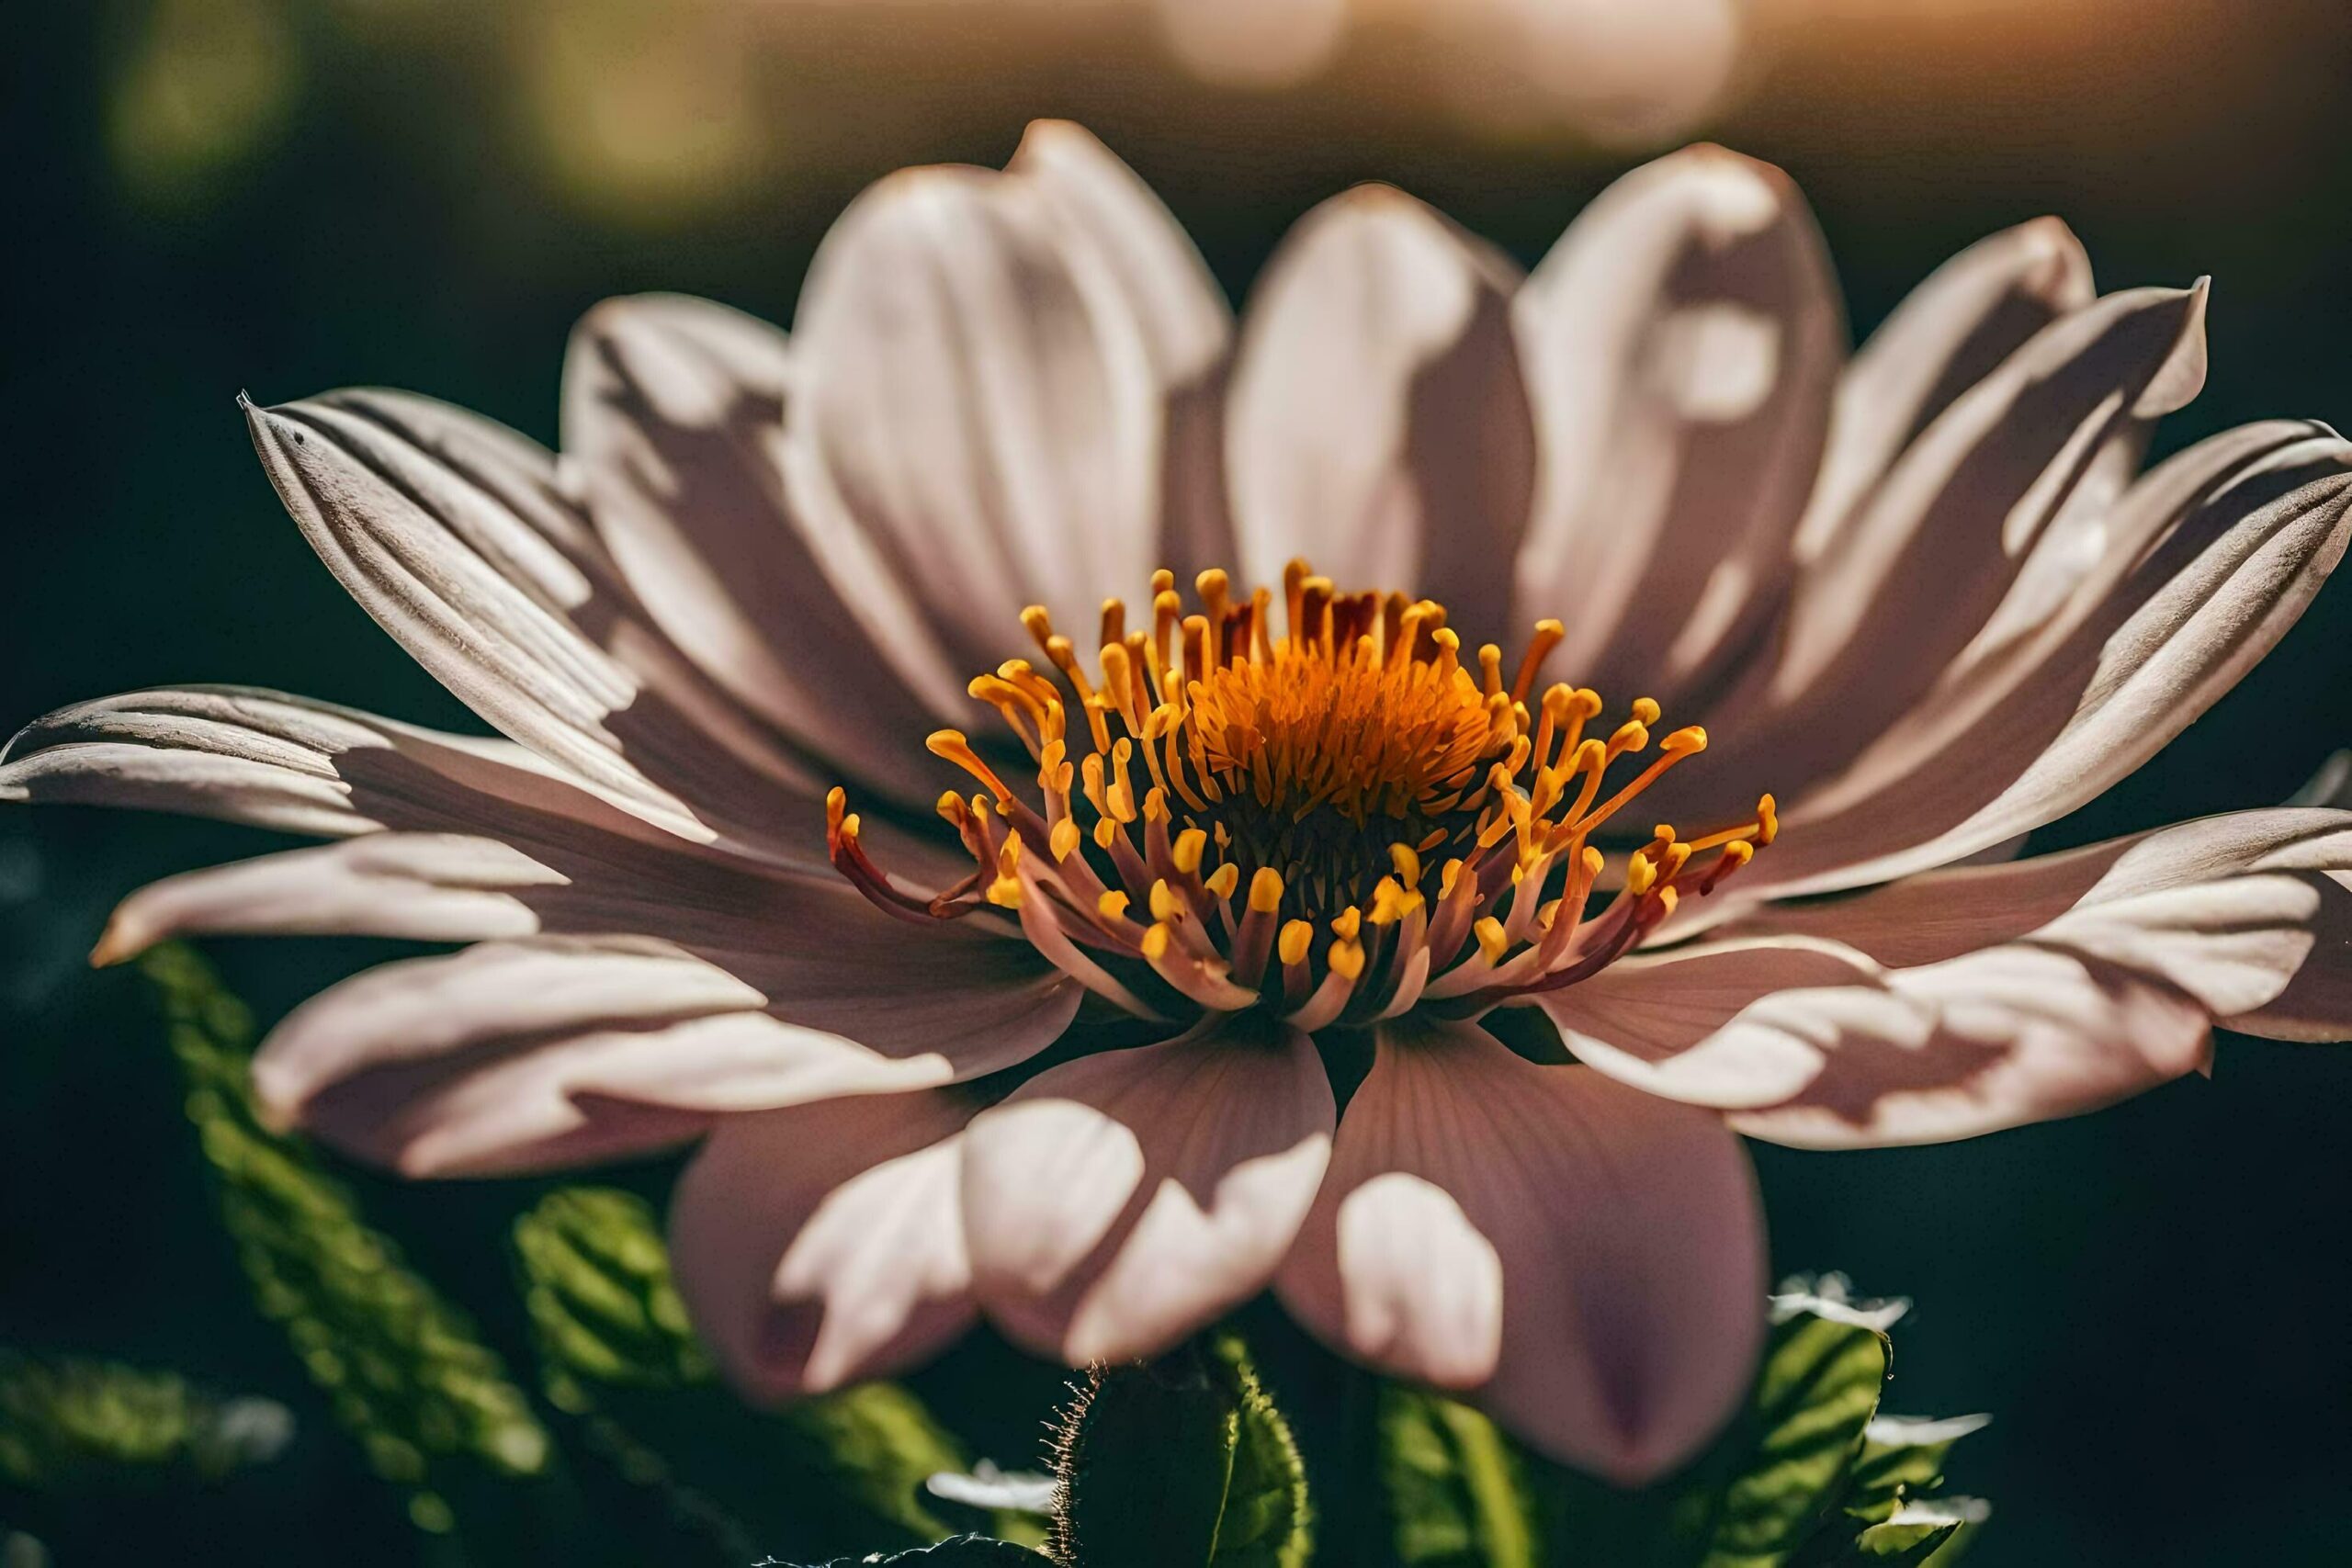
{"left": 828, "top": 562, "right": 1774, "bottom": 1028}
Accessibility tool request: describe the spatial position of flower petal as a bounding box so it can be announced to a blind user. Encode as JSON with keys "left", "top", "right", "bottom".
{"left": 93, "top": 832, "right": 556, "bottom": 961}
{"left": 1227, "top": 186, "right": 1533, "bottom": 635}
{"left": 259, "top": 933, "right": 1077, "bottom": 1177}
{"left": 1277, "top": 1016, "right": 1765, "bottom": 1483}
{"left": 0, "top": 687, "right": 603, "bottom": 840}
{"left": 1788, "top": 218, "right": 2094, "bottom": 570}
{"left": 244, "top": 394, "right": 839, "bottom": 852}
{"left": 1007, "top": 120, "right": 1229, "bottom": 394}
{"left": 1562, "top": 811, "right": 2352, "bottom": 1135}
{"left": 1537, "top": 935, "right": 1883, "bottom": 1109}
{"left": 1722, "top": 946, "right": 2212, "bottom": 1149}
{"left": 781, "top": 146, "right": 1168, "bottom": 687}
{"left": 1730, "top": 808, "right": 2352, "bottom": 1043}
{"left": 1007, "top": 120, "right": 1238, "bottom": 581}
{"left": 669, "top": 1090, "right": 978, "bottom": 1399}
{"left": 1514, "top": 145, "right": 1843, "bottom": 702}
{"left": 1729, "top": 282, "right": 2207, "bottom": 777}
{"left": 960, "top": 1013, "right": 1333, "bottom": 1364}
{"left": 1755, "top": 432, "right": 2352, "bottom": 896}
{"left": 5, "top": 683, "right": 977, "bottom": 961}
{"left": 560, "top": 293, "right": 951, "bottom": 805}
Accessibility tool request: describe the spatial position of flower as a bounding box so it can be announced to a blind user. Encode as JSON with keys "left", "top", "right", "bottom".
{"left": 9, "top": 120, "right": 2351, "bottom": 1484}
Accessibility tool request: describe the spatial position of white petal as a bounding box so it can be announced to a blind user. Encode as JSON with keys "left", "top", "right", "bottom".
{"left": 1730, "top": 808, "right": 2352, "bottom": 1044}
{"left": 1277, "top": 1016, "right": 1765, "bottom": 1483}
{"left": 1790, "top": 218, "right": 2094, "bottom": 568}
{"left": 960, "top": 1014, "right": 1333, "bottom": 1364}
{"left": 1762, "top": 285, "right": 2207, "bottom": 715}
{"left": 560, "top": 293, "right": 952, "bottom": 806}
{"left": 1538, "top": 935, "right": 1883, "bottom": 1108}
{"left": 1723, "top": 946, "right": 2211, "bottom": 1149}
{"left": 1227, "top": 186, "right": 1532, "bottom": 633}
{"left": 669, "top": 1091, "right": 977, "bottom": 1399}
{"left": 1758, "top": 438, "right": 2352, "bottom": 896}
{"left": 255, "top": 931, "right": 1079, "bottom": 1176}
{"left": 1550, "top": 810, "right": 2352, "bottom": 1137}
{"left": 1514, "top": 145, "right": 1843, "bottom": 700}
{"left": 1, "top": 687, "right": 595, "bottom": 840}
{"left": 245, "top": 394, "right": 853, "bottom": 857}
{"left": 782, "top": 156, "right": 1164, "bottom": 690}
{"left": 1007, "top": 120, "right": 1238, "bottom": 578}
{"left": 93, "top": 832, "right": 554, "bottom": 962}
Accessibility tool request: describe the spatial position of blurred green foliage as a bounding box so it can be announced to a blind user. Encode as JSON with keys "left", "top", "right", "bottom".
{"left": 0, "top": 1349, "right": 288, "bottom": 1490}
{"left": 142, "top": 943, "right": 552, "bottom": 1537}
{"left": 512, "top": 1186, "right": 991, "bottom": 1560}
{"left": 1382, "top": 1388, "right": 1537, "bottom": 1568}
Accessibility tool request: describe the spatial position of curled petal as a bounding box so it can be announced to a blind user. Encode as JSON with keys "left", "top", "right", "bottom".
{"left": 244, "top": 393, "right": 835, "bottom": 852}
{"left": 1722, "top": 946, "right": 2212, "bottom": 1148}
{"left": 1791, "top": 216, "right": 2094, "bottom": 568}
{"left": 1760, "top": 436, "right": 2352, "bottom": 896}
{"left": 1539, "top": 935, "right": 1883, "bottom": 1109}
{"left": 1761, "top": 281, "right": 2208, "bottom": 733}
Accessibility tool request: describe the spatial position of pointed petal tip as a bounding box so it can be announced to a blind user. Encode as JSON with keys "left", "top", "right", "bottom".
{"left": 87, "top": 915, "right": 142, "bottom": 969}
{"left": 2128, "top": 276, "right": 2211, "bottom": 418}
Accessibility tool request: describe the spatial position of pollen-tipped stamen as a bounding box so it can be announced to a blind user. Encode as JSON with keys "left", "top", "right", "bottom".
{"left": 830, "top": 560, "right": 1775, "bottom": 1023}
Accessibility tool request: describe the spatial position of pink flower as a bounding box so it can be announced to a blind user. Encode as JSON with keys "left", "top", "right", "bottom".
{"left": 9, "top": 122, "right": 2350, "bottom": 1484}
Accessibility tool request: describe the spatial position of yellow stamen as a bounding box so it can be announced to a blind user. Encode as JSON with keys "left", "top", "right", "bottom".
{"left": 834, "top": 558, "right": 1777, "bottom": 1019}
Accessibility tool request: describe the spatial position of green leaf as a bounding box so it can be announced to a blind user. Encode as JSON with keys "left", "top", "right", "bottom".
{"left": 514, "top": 1189, "right": 709, "bottom": 1393}
{"left": 1379, "top": 1391, "right": 1537, "bottom": 1568}
{"left": 1840, "top": 1416, "right": 1986, "bottom": 1528}
{"left": 0, "top": 1348, "right": 290, "bottom": 1489}
{"left": 140, "top": 944, "right": 552, "bottom": 1537}
{"left": 513, "top": 1185, "right": 968, "bottom": 1555}
{"left": 1789, "top": 1495, "right": 1985, "bottom": 1568}
{"left": 1846, "top": 1517, "right": 1961, "bottom": 1565}
{"left": 1698, "top": 1300, "right": 1895, "bottom": 1567}
{"left": 1048, "top": 1335, "right": 1313, "bottom": 1568}
{"left": 1208, "top": 1334, "right": 1312, "bottom": 1568}
{"left": 786, "top": 1538, "right": 1051, "bottom": 1566}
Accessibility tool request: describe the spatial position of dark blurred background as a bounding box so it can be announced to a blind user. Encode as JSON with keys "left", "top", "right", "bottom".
{"left": 6, "top": 2, "right": 2352, "bottom": 1563}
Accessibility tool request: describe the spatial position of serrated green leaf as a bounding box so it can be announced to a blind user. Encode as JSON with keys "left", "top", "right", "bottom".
{"left": 786, "top": 1537, "right": 1051, "bottom": 1566}
{"left": 1379, "top": 1391, "right": 1537, "bottom": 1568}
{"left": 140, "top": 944, "right": 552, "bottom": 1536}
{"left": 1207, "top": 1335, "right": 1311, "bottom": 1568}
{"left": 513, "top": 1185, "right": 967, "bottom": 1555}
{"left": 1698, "top": 1308, "right": 1892, "bottom": 1567}
{"left": 514, "top": 1188, "right": 709, "bottom": 1393}
{"left": 1047, "top": 1335, "right": 1312, "bottom": 1568}
{"left": 0, "top": 1348, "right": 290, "bottom": 1489}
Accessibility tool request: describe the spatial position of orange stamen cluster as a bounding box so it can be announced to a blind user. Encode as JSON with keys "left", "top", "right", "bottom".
{"left": 828, "top": 562, "right": 1775, "bottom": 1026}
